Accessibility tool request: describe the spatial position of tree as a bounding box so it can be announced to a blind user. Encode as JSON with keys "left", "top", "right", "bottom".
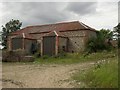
{"left": 1, "top": 19, "right": 22, "bottom": 49}
{"left": 86, "top": 29, "right": 113, "bottom": 54}
{"left": 114, "top": 23, "right": 120, "bottom": 48}
{"left": 99, "top": 29, "right": 113, "bottom": 40}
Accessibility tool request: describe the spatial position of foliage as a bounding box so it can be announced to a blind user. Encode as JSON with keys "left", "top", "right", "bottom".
{"left": 34, "top": 49, "right": 117, "bottom": 65}
{"left": 114, "top": 23, "right": 120, "bottom": 48}
{"left": 99, "top": 29, "right": 113, "bottom": 40}
{"left": 86, "top": 29, "right": 113, "bottom": 53}
{"left": 1, "top": 19, "right": 22, "bottom": 49}
{"left": 72, "top": 57, "right": 118, "bottom": 88}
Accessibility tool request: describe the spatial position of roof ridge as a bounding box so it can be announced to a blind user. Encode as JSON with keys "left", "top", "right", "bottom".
{"left": 25, "top": 21, "right": 79, "bottom": 28}
{"left": 80, "top": 22, "right": 95, "bottom": 30}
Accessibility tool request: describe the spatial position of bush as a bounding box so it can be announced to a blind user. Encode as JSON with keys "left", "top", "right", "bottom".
{"left": 56, "top": 52, "right": 67, "bottom": 58}
{"left": 34, "top": 51, "right": 41, "bottom": 58}
{"left": 42, "top": 55, "right": 50, "bottom": 59}
{"left": 86, "top": 29, "right": 113, "bottom": 54}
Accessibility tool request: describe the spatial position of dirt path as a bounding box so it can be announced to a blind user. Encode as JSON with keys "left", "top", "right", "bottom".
{"left": 2, "top": 62, "right": 94, "bottom": 88}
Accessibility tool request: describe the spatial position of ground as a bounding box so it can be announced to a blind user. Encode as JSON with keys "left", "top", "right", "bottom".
{"left": 2, "top": 62, "right": 94, "bottom": 88}
{"left": 2, "top": 50, "right": 118, "bottom": 88}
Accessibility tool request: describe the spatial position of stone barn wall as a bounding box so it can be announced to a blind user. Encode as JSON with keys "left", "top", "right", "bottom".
{"left": 86, "top": 30, "right": 97, "bottom": 39}
{"left": 11, "top": 38, "right": 23, "bottom": 50}
{"left": 58, "top": 37, "right": 68, "bottom": 53}
{"left": 83, "top": 30, "right": 97, "bottom": 47}
{"left": 60, "top": 30, "right": 86, "bottom": 52}
{"left": 24, "top": 39, "right": 37, "bottom": 54}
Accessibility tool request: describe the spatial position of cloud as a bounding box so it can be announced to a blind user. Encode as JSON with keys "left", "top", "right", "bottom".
{"left": 1, "top": 2, "right": 69, "bottom": 27}
{"left": 1, "top": 2, "right": 118, "bottom": 30}
{"left": 66, "top": 2, "right": 97, "bottom": 15}
{"left": 118, "top": 1, "right": 120, "bottom": 23}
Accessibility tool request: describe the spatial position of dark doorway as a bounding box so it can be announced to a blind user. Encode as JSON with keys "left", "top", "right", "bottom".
{"left": 12, "top": 38, "right": 22, "bottom": 50}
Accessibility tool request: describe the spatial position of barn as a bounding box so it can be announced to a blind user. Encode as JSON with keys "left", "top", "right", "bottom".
{"left": 7, "top": 21, "right": 97, "bottom": 56}
{"left": 8, "top": 33, "right": 37, "bottom": 54}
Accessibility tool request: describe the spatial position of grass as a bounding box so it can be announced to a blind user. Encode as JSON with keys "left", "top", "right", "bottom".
{"left": 72, "top": 55, "right": 118, "bottom": 88}
{"left": 3, "top": 49, "right": 118, "bottom": 88}
{"left": 34, "top": 49, "right": 117, "bottom": 65}
{"left": 34, "top": 49, "right": 118, "bottom": 88}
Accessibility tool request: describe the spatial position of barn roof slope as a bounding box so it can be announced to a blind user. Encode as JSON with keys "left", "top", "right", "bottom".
{"left": 11, "top": 33, "right": 36, "bottom": 40}
{"left": 43, "top": 31, "right": 67, "bottom": 38}
{"left": 11, "top": 21, "right": 96, "bottom": 35}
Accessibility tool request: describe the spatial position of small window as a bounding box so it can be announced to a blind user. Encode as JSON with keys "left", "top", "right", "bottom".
{"left": 62, "top": 46, "right": 65, "bottom": 51}
{"left": 72, "top": 50, "right": 74, "bottom": 53}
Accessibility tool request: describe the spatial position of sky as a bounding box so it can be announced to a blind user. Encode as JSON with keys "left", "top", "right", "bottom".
{"left": 0, "top": 1, "right": 119, "bottom": 31}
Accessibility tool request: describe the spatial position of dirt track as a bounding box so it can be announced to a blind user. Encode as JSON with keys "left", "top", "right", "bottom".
{"left": 2, "top": 62, "right": 94, "bottom": 88}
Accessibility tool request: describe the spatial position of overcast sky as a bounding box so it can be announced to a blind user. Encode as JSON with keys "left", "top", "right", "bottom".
{"left": 0, "top": 2, "right": 119, "bottom": 31}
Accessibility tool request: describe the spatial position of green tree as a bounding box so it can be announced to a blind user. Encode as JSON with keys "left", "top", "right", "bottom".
{"left": 86, "top": 29, "right": 113, "bottom": 54}
{"left": 1, "top": 19, "right": 22, "bottom": 49}
{"left": 99, "top": 29, "right": 113, "bottom": 40}
{"left": 114, "top": 23, "right": 120, "bottom": 48}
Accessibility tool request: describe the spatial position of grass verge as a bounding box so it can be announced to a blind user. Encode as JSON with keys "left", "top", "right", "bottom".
{"left": 34, "top": 49, "right": 117, "bottom": 65}
{"left": 72, "top": 56, "right": 118, "bottom": 88}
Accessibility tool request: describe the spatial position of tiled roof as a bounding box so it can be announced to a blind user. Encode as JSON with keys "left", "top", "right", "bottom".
{"left": 43, "top": 31, "right": 67, "bottom": 38}
{"left": 12, "top": 33, "right": 36, "bottom": 40}
{"left": 11, "top": 21, "right": 96, "bottom": 35}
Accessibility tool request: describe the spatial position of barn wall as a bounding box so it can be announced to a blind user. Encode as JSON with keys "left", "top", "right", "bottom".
{"left": 11, "top": 38, "right": 23, "bottom": 50}
{"left": 30, "top": 33, "right": 46, "bottom": 39}
{"left": 8, "top": 30, "right": 96, "bottom": 54}
{"left": 7, "top": 35, "right": 19, "bottom": 51}
{"left": 61, "top": 30, "right": 86, "bottom": 52}
{"left": 24, "top": 39, "right": 37, "bottom": 54}
{"left": 84, "top": 30, "right": 97, "bottom": 46}
{"left": 37, "top": 39, "right": 42, "bottom": 53}
{"left": 60, "top": 30, "right": 86, "bottom": 37}
{"left": 58, "top": 37, "right": 68, "bottom": 53}
{"left": 68, "top": 37, "right": 85, "bottom": 52}
{"left": 86, "top": 30, "right": 97, "bottom": 39}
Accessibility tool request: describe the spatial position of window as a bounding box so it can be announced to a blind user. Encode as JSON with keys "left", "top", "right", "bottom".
{"left": 62, "top": 46, "right": 65, "bottom": 51}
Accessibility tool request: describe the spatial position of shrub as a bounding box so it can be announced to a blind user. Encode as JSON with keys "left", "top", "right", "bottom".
{"left": 42, "top": 55, "right": 50, "bottom": 59}
{"left": 34, "top": 51, "right": 41, "bottom": 58}
{"left": 86, "top": 29, "right": 113, "bottom": 54}
{"left": 56, "top": 52, "right": 67, "bottom": 58}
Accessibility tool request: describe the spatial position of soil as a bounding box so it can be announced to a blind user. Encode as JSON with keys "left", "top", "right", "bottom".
{"left": 2, "top": 62, "right": 94, "bottom": 88}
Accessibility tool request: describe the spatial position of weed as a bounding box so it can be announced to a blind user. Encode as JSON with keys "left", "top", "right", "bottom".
{"left": 72, "top": 57, "right": 118, "bottom": 88}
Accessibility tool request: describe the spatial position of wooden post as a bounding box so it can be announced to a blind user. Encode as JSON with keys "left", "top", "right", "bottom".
{"left": 55, "top": 36, "right": 59, "bottom": 56}
{"left": 41, "top": 37, "right": 43, "bottom": 56}
{"left": 9, "top": 37, "right": 12, "bottom": 51}
{"left": 22, "top": 38, "right": 25, "bottom": 50}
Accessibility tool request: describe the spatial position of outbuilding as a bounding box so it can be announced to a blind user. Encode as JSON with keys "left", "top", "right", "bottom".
{"left": 8, "top": 21, "right": 97, "bottom": 56}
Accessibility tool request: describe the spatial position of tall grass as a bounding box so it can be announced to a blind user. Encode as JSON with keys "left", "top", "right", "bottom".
{"left": 34, "top": 49, "right": 117, "bottom": 65}
{"left": 72, "top": 57, "right": 118, "bottom": 88}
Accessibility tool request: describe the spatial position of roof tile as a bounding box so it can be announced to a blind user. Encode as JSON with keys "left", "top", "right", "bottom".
{"left": 11, "top": 21, "right": 96, "bottom": 35}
